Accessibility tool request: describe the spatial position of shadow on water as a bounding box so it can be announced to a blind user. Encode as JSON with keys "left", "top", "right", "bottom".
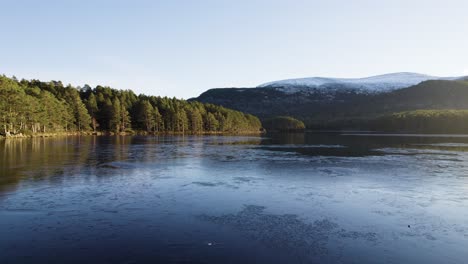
{"left": 258, "top": 132, "right": 468, "bottom": 157}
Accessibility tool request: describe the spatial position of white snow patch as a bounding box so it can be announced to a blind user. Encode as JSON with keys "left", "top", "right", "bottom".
{"left": 258, "top": 72, "right": 465, "bottom": 94}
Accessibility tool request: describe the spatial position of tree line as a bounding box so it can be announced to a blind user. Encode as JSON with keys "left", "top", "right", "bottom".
{"left": 262, "top": 116, "right": 305, "bottom": 132}
{"left": 0, "top": 75, "right": 262, "bottom": 135}
{"left": 372, "top": 109, "right": 468, "bottom": 133}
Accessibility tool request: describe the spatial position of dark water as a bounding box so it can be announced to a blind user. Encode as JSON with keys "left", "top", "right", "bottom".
{"left": 1, "top": 133, "right": 468, "bottom": 264}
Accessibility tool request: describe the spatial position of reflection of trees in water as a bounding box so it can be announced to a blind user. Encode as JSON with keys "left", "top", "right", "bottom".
{"left": 255, "top": 132, "right": 468, "bottom": 158}
{"left": 267, "top": 132, "right": 305, "bottom": 145}
{"left": 3, "top": 133, "right": 466, "bottom": 195}
{"left": 113, "top": 136, "right": 131, "bottom": 162}
{"left": 0, "top": 137, "right": 96, "bottom": 193}
{"left": 0, "top": 135, "right": 188, "bottom": 193}
{"left": 0, "top": 135, "right": 266, "bottom": 192}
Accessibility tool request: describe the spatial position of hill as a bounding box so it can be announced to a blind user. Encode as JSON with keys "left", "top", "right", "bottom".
{"left": 192, "top": 80, "right": 468, "bottom": 130}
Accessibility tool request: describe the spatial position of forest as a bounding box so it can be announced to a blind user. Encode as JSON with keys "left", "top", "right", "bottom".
{"left": 372, "top": 110, "right": 468, "bottom": 133}
{"left": 262, "top": 116, "right": 305, "bottom": 132}
{"left": 0, "top": 75, "right": 262, "bottom": 136}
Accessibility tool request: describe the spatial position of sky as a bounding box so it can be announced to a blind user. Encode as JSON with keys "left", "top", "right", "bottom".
{"left": 1, "top": 0, "right": 468, "bottom": 99}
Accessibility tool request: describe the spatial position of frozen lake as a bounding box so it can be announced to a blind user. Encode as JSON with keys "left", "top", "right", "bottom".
{"left": 1, "top": 133, "right": 467, "bottom": 263}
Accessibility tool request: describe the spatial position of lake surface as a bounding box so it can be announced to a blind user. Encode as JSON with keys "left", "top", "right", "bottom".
{"left": 1, "top": 133, "right": 468, "bottom": 264}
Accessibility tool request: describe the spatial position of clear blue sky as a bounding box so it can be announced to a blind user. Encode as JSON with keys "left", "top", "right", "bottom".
{"left": 1, "top": 0, "right": 467, "bottom": 98}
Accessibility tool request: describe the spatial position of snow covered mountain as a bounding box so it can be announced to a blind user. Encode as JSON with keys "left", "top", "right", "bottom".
{"left": 193, "top": 75, "right": 468, "bottom": 129}
{"left": 258, "top": 72, "right": 464, "bottom": 93}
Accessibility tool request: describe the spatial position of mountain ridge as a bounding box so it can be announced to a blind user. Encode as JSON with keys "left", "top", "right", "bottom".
{"left": 258, "top": 72, "right": 465, "bottom": 93}
{"left": 192, "top": 79, "right": 468, "bottom": 129}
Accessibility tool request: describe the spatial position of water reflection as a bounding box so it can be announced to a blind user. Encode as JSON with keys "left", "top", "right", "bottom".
{"left": 1, "top": 133, "right": 468, "bottom": 264}
{"left": 260, "top": 132, "right": 468, "bottom": 157}
{"left": 2, "top": 132, "right": 468, "bottom": 198}
{"left": 2, "top": 132, "right": 468, "bottom": 197}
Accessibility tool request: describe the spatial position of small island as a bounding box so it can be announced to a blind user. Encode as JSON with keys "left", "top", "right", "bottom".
{"left": 262, "top": 116, "right": 306, "bottom": 132}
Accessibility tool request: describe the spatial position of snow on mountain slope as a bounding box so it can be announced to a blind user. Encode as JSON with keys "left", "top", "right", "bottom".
{"left": 258, "top": 72, "right": 464, "bottom": 94}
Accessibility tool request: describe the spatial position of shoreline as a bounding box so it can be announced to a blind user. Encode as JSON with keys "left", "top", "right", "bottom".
{"left": 0, "top": 130, "right": 264, "bottom": 140}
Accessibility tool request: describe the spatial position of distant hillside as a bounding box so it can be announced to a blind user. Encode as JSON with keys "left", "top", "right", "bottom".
{"left": 192, "top": 80, "right": 468, "bottom": 130}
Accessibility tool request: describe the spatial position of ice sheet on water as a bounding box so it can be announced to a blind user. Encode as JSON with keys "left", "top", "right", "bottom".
{"left": 374, "top": 147, "right": 460, "bottom": 156}
{"left": 259, "top": 144, "right": 346, "bottom": 149}
{"left": 198, "top": 205, "right": 378, "bottom": 263}
{"left": 413, "top": 143, "right": 468, "bottom": 148}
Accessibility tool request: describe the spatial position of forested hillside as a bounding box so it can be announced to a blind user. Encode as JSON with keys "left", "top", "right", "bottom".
{"left": 0, "top": 75, "right": 262, "bottom": 136}
{"left": 193, "top": 80, "right": 468, "bottom": 130}
{"left": 372, "top": 110, "right": 468, "bottom": 133}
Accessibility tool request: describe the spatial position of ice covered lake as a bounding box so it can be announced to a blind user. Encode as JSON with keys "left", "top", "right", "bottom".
{"left": 1, "top": 133, "right": 467, "bottom": 263}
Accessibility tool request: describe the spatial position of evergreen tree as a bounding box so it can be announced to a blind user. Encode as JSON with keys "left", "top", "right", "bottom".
{"left": 189, "top": 107, "right": 203, "bottom": 133}
{"left": 204, "top": 112, "right": 219, "bottom": 131}
{"left": 85, "top": 93, "right": 99, "bottom": 132}
{"left": 110, "top": 98, "right": 122, "bottom": 133}
{"left": 139, "top": 100, "right": 154, "bottom": 132}
{"left": 153, "top": 106, "right": 162, "bottom": 132}
{"left": 119, "top": 98, "right": 131, "bottom": 132}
